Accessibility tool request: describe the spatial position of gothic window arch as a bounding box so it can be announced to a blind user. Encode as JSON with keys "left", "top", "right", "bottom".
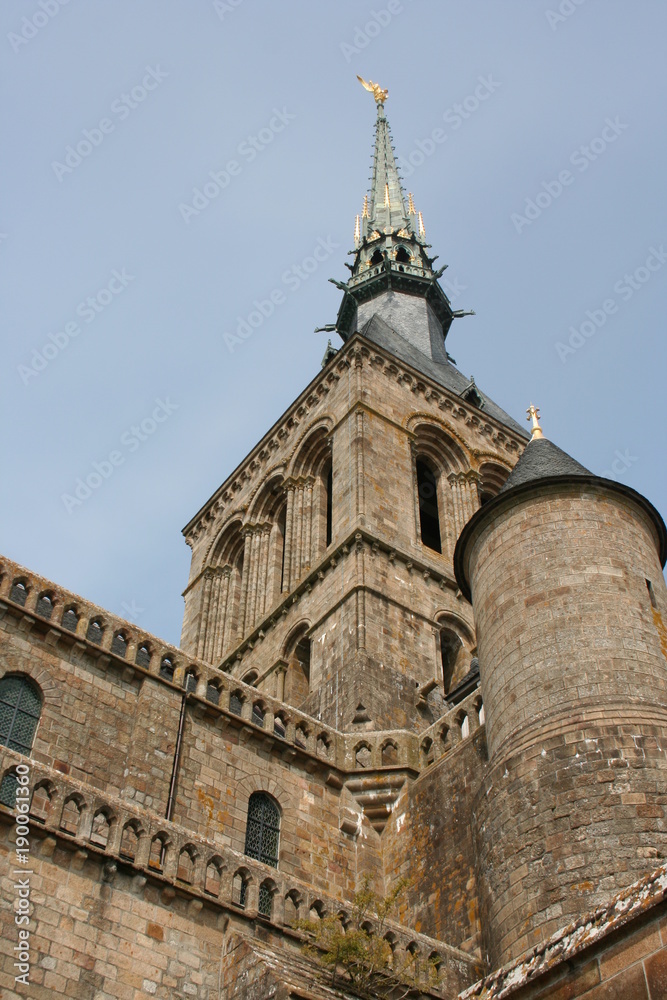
{"left": 436, "top": 619, "right": 472, "bottom": 696}
{"left": 9, "top": 580, "right": 28, "bottom": 606}
{"left": 416, "top": 457, "right": 442, "bottom": 553}
{"left": 0, "top": 674, "right": 42, "bottom": 755}
{"left": 324, "top": 460, "right": 333, "bottom": 548}
{"left": 288, "top": 424, "right": 333, "bottom": 587}
{"left": 478, "top": 461, "right": 511, "bottom": 505}
{"left": 244, "top": 792, "right": 280, "bottom": 868}
{"left": 0, "top": 770, "right": 19, "bottom": 807}
{"left": 35, "top": 593, "right": 54, "bottom": 619}
{"left": 283, "top": 624, "right": 311, "bottom": 708}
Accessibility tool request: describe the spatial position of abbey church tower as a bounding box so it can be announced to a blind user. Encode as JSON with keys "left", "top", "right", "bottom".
{"left": 1, "top": 79, "right": 667, "bottom": 1000}
{"left": 180, "top": 82, "right": 527, "bottom": 737}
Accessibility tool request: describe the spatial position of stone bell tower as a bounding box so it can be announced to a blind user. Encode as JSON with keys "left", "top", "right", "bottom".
{"left": 455, "top": 408, "right": 667, "bottom": 966}
{"left": 179, "top": 79, "right": 529, "bottom": 735}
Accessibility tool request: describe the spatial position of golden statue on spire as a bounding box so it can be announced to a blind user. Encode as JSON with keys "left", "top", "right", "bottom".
{"left": 357, "top": 75, "right": 388, "bottom": 105}
{"left": 526, "top": 404, "right": 544, "bottom": 440}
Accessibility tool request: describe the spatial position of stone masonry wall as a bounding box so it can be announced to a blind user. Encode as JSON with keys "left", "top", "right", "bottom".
{"left": 383, "top": 728, "right": 488, "bottom": 956}
{"left": 465, "top": 483, "right": 667, "bottom": 967}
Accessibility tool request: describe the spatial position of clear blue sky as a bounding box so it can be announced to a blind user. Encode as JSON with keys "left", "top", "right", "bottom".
{"left": 2, "top": 0, "right": 666, "bottom": 646}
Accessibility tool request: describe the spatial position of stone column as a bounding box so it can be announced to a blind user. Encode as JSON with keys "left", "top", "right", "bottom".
{"left": 237, "top": 529, "right": 253, "bottom": 641}
{"left": 282, "top": 483, "right": 296, "bottom": 593}
{"left": 216, "top": 567, "right": 232, "bottom": 659}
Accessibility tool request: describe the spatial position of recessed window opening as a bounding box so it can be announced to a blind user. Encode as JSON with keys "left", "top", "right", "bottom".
{"left": 416, "top": 459, "right": 442, "bottom": 553}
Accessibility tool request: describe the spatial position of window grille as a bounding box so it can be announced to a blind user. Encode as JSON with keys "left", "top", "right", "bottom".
{"left": 0, "top": 772, "right": 18, "bottom": 808}
{"left": 0, "top": 675, "right": 41, "bottom": 755}
{"left": 258, "top": 882, "right": 273, "bottom": 917}
{"left": 229, "top": 693, "right": 243, "bottom": 716}
{"left": 244, "top": 793, "right": 280, "bottom": 868}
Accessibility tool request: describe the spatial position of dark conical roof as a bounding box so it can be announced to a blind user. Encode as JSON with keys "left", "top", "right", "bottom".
{"left": 454, "top": 433, "right": 667, "bottom": 601}
{"left": 499, "top": 436, "right": 590, "bottom": 493}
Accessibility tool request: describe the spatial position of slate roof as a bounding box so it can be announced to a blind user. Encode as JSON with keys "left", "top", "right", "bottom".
{"left": 358, "top": 314, "right": 528, "bottom": 439}
{"left": 499, "top": 436, "right": 590, "bottom": 493}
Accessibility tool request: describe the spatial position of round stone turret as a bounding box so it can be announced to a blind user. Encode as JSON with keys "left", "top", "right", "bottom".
{"left": 454, "top": 433, "right": 667, "bottom": 966}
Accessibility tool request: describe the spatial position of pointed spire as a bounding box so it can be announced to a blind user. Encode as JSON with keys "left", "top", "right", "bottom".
{"left": 363, "top": 100, "right": 411, "bottom": 236}
{"left": 329, "top": 79, "right": 475, "bottom": 353}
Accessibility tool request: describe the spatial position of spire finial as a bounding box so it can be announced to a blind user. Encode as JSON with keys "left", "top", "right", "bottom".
{"left": 527, "top": 404, "right": 544, "bottom": 440}
{"left": 357, "top": 75, "right": 388, "bottom": 105}
{"left": 408, "top": 192, "right": 416, "bottom": 214}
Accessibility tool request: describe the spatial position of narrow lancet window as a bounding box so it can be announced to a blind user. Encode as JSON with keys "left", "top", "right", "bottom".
{"left": 416, "top": 459, "right": 442, "bottom": 552}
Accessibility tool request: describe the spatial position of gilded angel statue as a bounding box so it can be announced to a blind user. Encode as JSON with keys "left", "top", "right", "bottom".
{"left": 357, "top": 75, "right": 388, "bottom": 105}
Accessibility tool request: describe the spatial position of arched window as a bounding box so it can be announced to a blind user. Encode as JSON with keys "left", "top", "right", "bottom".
{"left": 284, "top": 628, "right": 311, "bottom": 707}
{"left": 149, "top": 835, "right": 167, "bottom": 870}
{"left": 184, "top": 669, "right": 198, "bottom": 693}
{"left": 177, "top": 847, "right": 196, "bottom": 883}
{"left": 370, "top": 248, "right": 383, "bottom": 266}
{"left": 244, "top": 792, "right": 280, "bottom": 868}
{"left": 60, "top": 797, "right": 82, "bottom": 835}
{"left": 30, "top": 783, "right": 53, "bottom": 822}
{"left": 440, "top": 628, "right": 464, "bottom": 695}
{"left": 325, "top": 464, "right": 333, "bottom": 547}
{"left": 205, "top": 859, "right": 223, "bottom": 896}
{"left": 61, "top": 607, "right": 79, "bottom": 632}
{"left": 206, "top": 681, "right": 221, "bottom": 705}
{"left": 0, "top": 770, "right": 18, "bottom": 807}
{"left": 159, "top": 657, "right": 174, "bottom": 681}
{"left": 233, "top": 871, "right": 248, "bottom": 908}
{"left": 111, "top": 632, "right": 128, "bottom": 657}
{"left": 86, "top": 619, "right": 104, "bottom": 644}
{"left": 396, "top": 246, "right": 411, "bottom": 264}
{"left": 0, "top": 675, "right": 41, "bottom": 754}
{"left": 90, "top": 811, "right": 111, "bottom": 848}
{"left": 35, "top": 593, "right": 54, "bottom": 620}
{"left": 119, "top": 823, "right": 139, "bottom": 860}
{"left": 135, "top": 644, "right": 151, "bottom": 668}
{"left": 258, "top": 879, "right": 275, "bottom": 918}
{"left": 9, "top": 580, "right": 28, "bottom": 606}
{"left": 416, "top": 459, "right": 442, "bottom": 552}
